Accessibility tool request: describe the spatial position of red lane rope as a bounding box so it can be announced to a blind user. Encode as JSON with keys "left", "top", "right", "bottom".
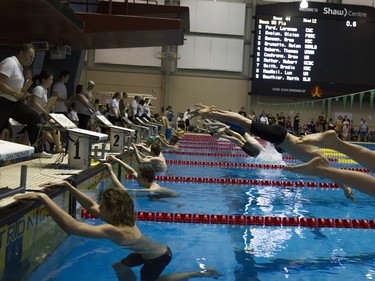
{"left": 81, "top": 209, "right": 375, "bottom": 229}
{"left": 179, "top": 142, "right": 237, "bottom": 146}
{"left": 178, "top": 145, "right": 242, "bottom": 150}
{"left": 122, "top": 174, "right": 339, "bottom": 188}
{"left": 164, "top": 150, "right": 339, "bottom": 162}
{"left": 165, "top": 160, "right": 369, "bottom": 172}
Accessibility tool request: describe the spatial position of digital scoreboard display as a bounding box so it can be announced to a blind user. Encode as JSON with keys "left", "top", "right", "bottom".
{"left": 251, "top": 2, "right": 375, "bottom": 97}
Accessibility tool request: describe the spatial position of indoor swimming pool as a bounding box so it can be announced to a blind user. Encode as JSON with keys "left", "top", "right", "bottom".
{"left": 27, "top": 135, "right": 375, "bottom": 281}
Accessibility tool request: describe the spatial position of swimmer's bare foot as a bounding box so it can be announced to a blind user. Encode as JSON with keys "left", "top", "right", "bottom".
{"left": 217, "top": 126, "right": 229, "bottom": 134}
{"left": 188, "top": 108, "right": 202, "bottom": 118}
{"left": 194, "top": 103, "right": 216, "bottom": 109}
{"left": 297, "top": 130, "right": 339, "bottom": 148}
{"left": 284, "top": 156, "right": 329, "bottom": 176}
{"left": 199, "top": 106, "right": 217, "bottom": 119}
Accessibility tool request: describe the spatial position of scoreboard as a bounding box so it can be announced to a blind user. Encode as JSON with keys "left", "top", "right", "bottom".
{"left": 251, "top": 2, "right": 375, "bottom": 97}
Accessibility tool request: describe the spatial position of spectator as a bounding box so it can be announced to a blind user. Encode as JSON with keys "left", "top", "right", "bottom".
{"left": 0, "top": 43, "right": 50, "bottom": 158}
{"left": 119, "top": 92, "right": 128, "bottom": 118}
{"left": 259, "top": 111, "right": 269, "bottom": 124}
{"left": 127, "top": 95, "right": 140, "bottom": 121}
{"left": 183, "top": 108, "right": 191, "bottom": 128}
{"left": 238, "top": 106, "right": 247, "bottom": 117}
{"left": 341, "top": 117, "right": 351, "bottom": 141}
{"left": 136, "top": 99, "right": 145, "bottom": 119}
{"left": 108, "top": 92, "right": 121, "bottom": 125}
{"left": 29, "top": 71, "right": 63, "bottom": 154}
{"left": 293, "top": 113, "right": 300, "bottom": 136}
{"left": 52, "top": 70, "right": 70, "bottom": 117}
{"left": 85, "top": 80, "right": 95, "bottom": 103}
{"left": 358, "top": 118, "right": 368, "bottom": 142}
{"left": 74, "top": 84, "right": 95, "bottom": 130}
{"left": 166, "top": 105, "right": 174, "bottom": 122}
{"left": 278, "top": 112, "right": 286, "bottom": 127}
{"left": 248, "top": 110, "right": 257, "bottom": 122}
{"left": 68, "top": 102, "right": 79, "bottom": 125}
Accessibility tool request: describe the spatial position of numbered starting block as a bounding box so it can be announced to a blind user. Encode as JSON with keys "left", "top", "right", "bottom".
{"left": 49, "top": 113, "right": 108, "bottom": 169}
{"left": 95, "top": 115, "right": 135, "bottom": 153}
{"left": 122, "top": 117, "right": 149, "bottom": 143}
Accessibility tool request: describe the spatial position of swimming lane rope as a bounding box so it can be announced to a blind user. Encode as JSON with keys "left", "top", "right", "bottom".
{"left": 165, "top": 160, "right": 369, "bottom": 172}
{"left": 81, "top": 209, "right": 375, "bottom": 229}
{"left": 122, "top": 174, "right": 361, "bottom": 189}
{"left": 163, "top": 151, "right": 339, "bottom": 162}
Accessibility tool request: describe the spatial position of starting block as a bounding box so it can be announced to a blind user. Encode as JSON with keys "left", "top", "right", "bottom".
{"left": 135, "top": 117, "right": 159, "bottom": 136}
{"left": 142, "top": 117, "right": 163, "bottom": 135}
{"left": 122, "top": 117, "right": 149, "bottom": 143}
{"left": 95, "top": 115, "right": 135, "bottom": 152}
{"left": 0, "top": 141, "right": 34, "bottom": 164}
{"left": 49, "top": 113, "right": 108, "bottom": 169}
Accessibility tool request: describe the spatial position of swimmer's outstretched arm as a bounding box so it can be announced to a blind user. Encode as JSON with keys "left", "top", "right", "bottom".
{"left": 106, "top": 155, "right": 138, "bottom": 178}
{"left": 39, "top": 180, "right": 100, "bottom": 215}
{"left": 15, "top": 190, "right": 126, "bottom": 240}
{"left": 103, "top": 163, "right": 127, "bottom": 190}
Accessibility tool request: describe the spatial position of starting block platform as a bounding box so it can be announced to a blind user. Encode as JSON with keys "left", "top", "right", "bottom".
{"left": 49, "top": 113, "right": 108, "bottom": 169}
{"left": 95, "top": 115, "right": 135, "bottom": 152}
{"left": 0, "top": 141, "right": 34, "bottom": 165}
{"left": 122, "top": 117, "right": 149, "bottom": 142}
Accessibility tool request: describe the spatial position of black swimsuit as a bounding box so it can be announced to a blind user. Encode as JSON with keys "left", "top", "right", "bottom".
{"left": 249, "top": 122, "right": 288, "bottom": 145}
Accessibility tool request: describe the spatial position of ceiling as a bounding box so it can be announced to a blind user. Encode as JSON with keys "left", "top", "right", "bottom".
{"left": 0, "top": 0, "right": 189, "bottom": 50}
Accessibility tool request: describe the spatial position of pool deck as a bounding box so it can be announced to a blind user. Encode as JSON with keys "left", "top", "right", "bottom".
{"left": 0, "top": 154, "right": 78, "bottom": 207}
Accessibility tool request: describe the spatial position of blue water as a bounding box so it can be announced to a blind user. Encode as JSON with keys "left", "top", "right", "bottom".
{"left": 27, "top": 137, "right": 375, "bottom": 281}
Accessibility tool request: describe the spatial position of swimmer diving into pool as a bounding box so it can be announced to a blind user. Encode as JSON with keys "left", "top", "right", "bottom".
{"left": 14, "top": 180, "right": 221, "bottom": 281}
{"left": 189, "top": 104, "right": 356, "bottom": 201}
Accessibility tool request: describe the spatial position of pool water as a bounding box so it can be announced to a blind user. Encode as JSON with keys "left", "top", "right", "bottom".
{"left": 27, "top": 136, "right": 375, "bottom": 281}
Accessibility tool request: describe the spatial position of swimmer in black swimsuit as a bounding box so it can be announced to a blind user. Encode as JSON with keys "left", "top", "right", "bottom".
{"left": 213, "top": 125, "right": 265, "bottom": 157}
{"left": 15, "top": 180, "right": 221, "bottom": 281}
{"left": 189, "top": 104, "right": 355, "bottom": 201}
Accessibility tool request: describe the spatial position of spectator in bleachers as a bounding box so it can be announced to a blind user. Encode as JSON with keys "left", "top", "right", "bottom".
{"left": 359, "top": 118, "right": 369, "bottom": 141}
{"left": 248, "top": 110, "right": 257, "bottom": 123}
{"left": 341, "top": 117, "right": 351, "bottom": 141}
{"left": 277, "top": 112, "right": 286, "bottom": 127}
{"left": 293, "top": 113, "right": 300, "bottom": 136}
{"left": 259, "top": 110, "right": 269, "bottom": 124}
{"left": 238, "top": 106, "right": 247, "bottom": 117}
